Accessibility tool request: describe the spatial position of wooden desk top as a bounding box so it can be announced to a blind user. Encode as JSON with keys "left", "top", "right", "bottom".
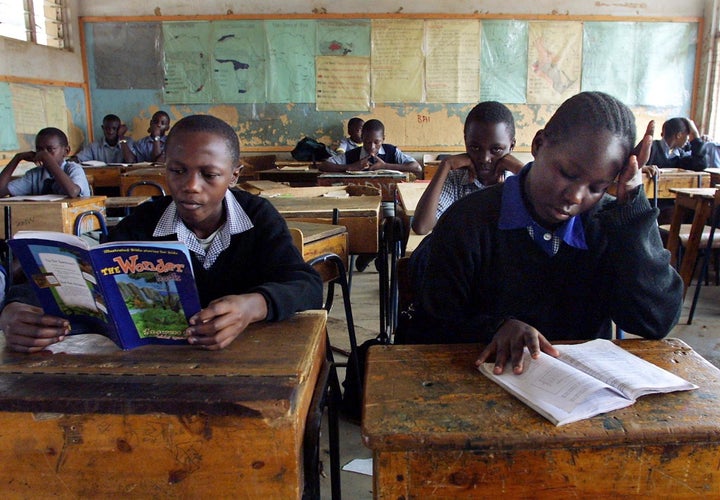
{"left": 269, "top": 195, "right": 382, "bottom": 218}
{"left": 396, "top": 181, "right": 430, "bottom": 217}
{"left": 362, "top": 339, "right": 720, "bottom": 451}
{"left": 0, "top": 310, "right": 327, "bottom": 417}
{"left": 286, "top": 220, "right": 347, "bottom": 243}
{"left": 318, "top": 171, "right": 409, "bottom": 180}
{"left": 669, "top": 187, "right": 717, "bottom": 198}
{"left": 104, "top": 195, "right": 151, "bottom": 209}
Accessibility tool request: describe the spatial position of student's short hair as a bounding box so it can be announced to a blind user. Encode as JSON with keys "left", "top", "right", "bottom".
{"left": 543, "top": 91, "right": 636, "bottom": 160}
{"left": 348, "top": 117, "right": 364, "bottom": 130}
{"left": 102, "top": 114, "right": 121, "bottom": 124}
{"left": 152, "top": 110, "right": 170, "bottom": 122}
{"left": 464, "top": 101, "right": 515, "bottom": 138}
{"left": 36, "top": 127, "right": 69, "bottom": 147}
{"left": 167, "top": 114, "right": 240, "bottom": 165}
{"left": 663, "top": 118, "right": 689, "bottom": 137}
{"left": 362, "top": 119, "right": 385, "bottom": 137}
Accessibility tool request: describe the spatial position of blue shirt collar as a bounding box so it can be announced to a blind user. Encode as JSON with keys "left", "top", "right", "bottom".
{"left": 498, "top": 163, "right": 587, "bottom": 252}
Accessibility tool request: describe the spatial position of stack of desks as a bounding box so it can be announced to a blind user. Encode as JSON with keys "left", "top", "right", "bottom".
{"left": 363, "top": 338, "right": 720, "bottom": 497}
{"left": 0, "top": 310, "right": 327, "bottom": 497}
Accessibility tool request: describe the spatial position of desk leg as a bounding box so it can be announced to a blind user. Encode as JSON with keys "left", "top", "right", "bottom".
{"left": 666, "top": 202, "right": 685, "bottom": 269}
{"left": 678, "top": 200, "right": 713, "bottom": 296}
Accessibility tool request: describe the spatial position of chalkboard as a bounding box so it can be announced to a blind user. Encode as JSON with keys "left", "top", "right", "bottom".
{"left": 82, "top": 16, "right": 699, "bottom": 152}
{"left": 0, "top": 79, "right": 89, "bottom": 160}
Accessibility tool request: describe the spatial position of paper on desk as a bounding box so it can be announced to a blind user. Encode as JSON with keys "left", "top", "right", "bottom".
{"left": 81, "top": 160, "right": 107, "bottom": 167}
{"left": 342, "top": 457, "right": 373, "bottom": 476}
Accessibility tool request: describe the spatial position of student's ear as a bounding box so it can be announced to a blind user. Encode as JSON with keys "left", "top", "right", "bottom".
{"left": 510, "top": 138, "right": 516, "bottom": 151}
{"left": 229, "top": 165, "right": 241, "bottom": 186}
{"left": 63, "top": 145, "right": 70, "bottom": 157}
{"left": 530, "top": 130, "right": 544, "bottom": 156}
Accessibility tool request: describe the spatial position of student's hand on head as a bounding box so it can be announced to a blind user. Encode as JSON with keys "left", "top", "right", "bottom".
{"left": 686, "top": 119, "right": 700, "bottom": 141}
{"left": 33, "top": 150, "right": 56, "bottom": 168}
{"left": 184, "top": 293, "right": 268, "bottom": 350}
{"left": 13, "top": 151, "right": 37, "bottom": 163}
{"left": 616, "top": 123, "right": 653, "bottom": 204}
{"left": 148, "top": 122, "right": 163, "bottom": 138}
{"left": 475, "top": 318, "right": 559, "bottom": 375}
{"left": 118, "top": 124, "right": 129, "bottom": 139}
{"left": 633, "top": 120, "right": 654, "bottom": 168}
{"left": 0, "top": 302, "right": 70, "bottom": 353}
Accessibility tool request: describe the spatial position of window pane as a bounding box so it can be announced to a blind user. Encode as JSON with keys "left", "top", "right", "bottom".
{"left": 0, "top": 0, "right": 29, "bottom": 42}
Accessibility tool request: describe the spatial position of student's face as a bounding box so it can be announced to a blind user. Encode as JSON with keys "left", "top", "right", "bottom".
{"left": 349, "top": 122, "right": 364, "bottom": 143}
{"left": 35, "top": 135, "right": 69, "bottom": 166}
{"left": 151, "top": 114, "right": 171, "bottom": 134}
{"left": 362, "top": 129, "right": 384, "bottom": 156}
{"left": 464, "top": 121, "right": 515, "bottom": 186}
{"left": 527, "top": 128, "right": 625, "bottom": 228}
{"left": 102, "top": 119, "right": 121, "bottom": 144}
{"left": 165, "top": 131, "right": 240, "bottom": 238}
{"left": 669, "top": 131, "right": 690, "bottom": 149}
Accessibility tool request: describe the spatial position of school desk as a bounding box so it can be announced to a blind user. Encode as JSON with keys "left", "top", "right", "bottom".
{"left": 362, "top": 338, "right": 720, "bottom": 498}
{"left": 258, "top": 166, "right": 321, "bottom": 187}
{"left": 119, "top": 167, "right": 168, "bottom": 196}
{"left": 665, "top": 187, "right": 719, "bottom": 294}
{"left": 317, "top": 172, "right": 410, "bottom": 202}
{"left": 0, "top": 310, "right": 327, "bottom": 498}
{"left": 286, "top": 220, "right": 348, "bottom": 282}
{"left": 81, "top": 164, "right": 125, "bottom": 188}
{"left": 0, "top": 195, "right": 107, "bottom": 236}
{"left": 704, "top": 167, "right": 720, "bottom": 187}
{"left": 645, "top": 168, "right": 710, "bottom": 200}
{"left": 269, "top": 195, "right": 381, "bottom": 255}
{"left": 396, "top": 181, "right": 431, "bottom": 255}
{"left": 422, "top": 160, "right": 441, "bottom": 181}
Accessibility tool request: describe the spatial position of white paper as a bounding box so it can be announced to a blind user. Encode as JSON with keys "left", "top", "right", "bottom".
{"left": 342, "top": 457, "right": 373, "bottom": 476}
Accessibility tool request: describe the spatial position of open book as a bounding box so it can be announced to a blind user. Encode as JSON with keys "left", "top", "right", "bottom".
{"left": 9, "top": 231, "right": 202, "bottom": 350}
{"left": 478, "top": 339, "right": 698, "bottom": 426}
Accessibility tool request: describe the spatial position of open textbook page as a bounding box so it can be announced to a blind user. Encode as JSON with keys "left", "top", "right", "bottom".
{"left": 479, "top": 339, "right": 697, "bottom": 426}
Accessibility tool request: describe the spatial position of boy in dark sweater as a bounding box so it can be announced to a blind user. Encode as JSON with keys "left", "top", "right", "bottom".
{"left": 410, "top": 92, "right": 683, "bottom": 375}
{"left": 1, "top": 115, "right": 323, "bottom": 352}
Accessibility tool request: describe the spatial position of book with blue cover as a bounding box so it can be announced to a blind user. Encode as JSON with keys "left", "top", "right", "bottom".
{"left": 9, "top": 231, "right": 201, "bottom": 350}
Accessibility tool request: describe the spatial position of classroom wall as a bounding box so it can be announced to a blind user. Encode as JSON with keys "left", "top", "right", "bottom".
{"left": 77, "top": 0, "right": 708, "bottom": 18}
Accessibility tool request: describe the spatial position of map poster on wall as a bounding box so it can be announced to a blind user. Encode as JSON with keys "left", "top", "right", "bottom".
{"left": 316, "top": 56, "right": 370, "bottom": 111}
{"left": 317, "top": 20, "right": 371, "bottom": 57}
{"left": 425, "top": 20, "right": 480, "bottom": 103}
{"left": 162, "top": 22, "right": 213, "bottom": 104}
{"left": 481, "top": 20, "right": 528, "bottom": 103}
{"left": 0, "top": 82, "right": 19, "bottom": 151}
{"left": 527, "top": 21, "right": 582, "bottom": 105}
{"left": 211, "top": 21, "right": 267, "bottom": 104}
{"left": 371, "top": 19, "right": 424, "bottom": 103}
{"left": 266, "top": 20, "right": 317, "bottom": 104}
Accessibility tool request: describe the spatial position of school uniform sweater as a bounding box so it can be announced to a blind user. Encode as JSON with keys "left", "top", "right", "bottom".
{"left": 646, "top": 138, "right": 708, "bottom": 171}
{"left": 410, "top": 168, "right": 683, "bottom": 344}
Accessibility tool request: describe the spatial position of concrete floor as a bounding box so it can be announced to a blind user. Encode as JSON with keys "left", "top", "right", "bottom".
{"left": 318, "top": 265, "right": 720, "bottom": 499}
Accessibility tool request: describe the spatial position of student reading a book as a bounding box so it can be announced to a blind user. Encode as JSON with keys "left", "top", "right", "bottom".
{"left": 0, "top": 114, "right": 323, "bottom": 352}
{"left": 75, "top": 114, "right": 136, "bottom": 164}
{"left": 404, "top": 91, "right": 684, "bottom": 375}
{"left": 0, "top": 127, "right": 91, "bottom": 198}
{"left": 412, "top": 101, "right": 523, "bottom": 236}
{"left": 133, "top": 110, "right": 171, "bottom": 163}
{"left": 335, "top": 117, "right": 364, "bottom": 154}
{"left": 320, "top": 119, "right": 421, "bottom": 175}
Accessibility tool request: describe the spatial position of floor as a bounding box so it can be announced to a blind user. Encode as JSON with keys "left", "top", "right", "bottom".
{"left": 318, "top": 263, "right": 720, "bottom": 499}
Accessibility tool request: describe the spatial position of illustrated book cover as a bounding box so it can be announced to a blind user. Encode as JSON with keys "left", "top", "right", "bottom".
{"left": 9, "top": 231, "right": 201, "bottom": 350}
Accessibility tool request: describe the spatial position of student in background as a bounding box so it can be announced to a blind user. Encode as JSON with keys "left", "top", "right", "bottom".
{"left": 0, "top": 127, "right": 91, "bottom": 198}
{"left": 320, "top": 119, "right": 421, "bottom": 175}
{"left": 76, "top": 114, "right": 136, "bottom": 164}
{"left": 335, "top": 117, "right": 364, "bottom": 154}
{"left": 646, "top": 117, "right": 708, "bottom": 171}
{"left": 412, "top": 101, "right": 523, "bottom": 236}
{"left": 133, "top": 110, "right": 171, "bottom": 163}
{"left": 405, "top": 91, "right": 682, "bottom": 376}
{"left": 0, "top": 114, "right": 323, "bottom": 352}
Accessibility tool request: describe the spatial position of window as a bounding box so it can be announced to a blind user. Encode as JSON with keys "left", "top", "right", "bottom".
{"left": 0, "top": 0, "right": 67, "bottom": 49}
